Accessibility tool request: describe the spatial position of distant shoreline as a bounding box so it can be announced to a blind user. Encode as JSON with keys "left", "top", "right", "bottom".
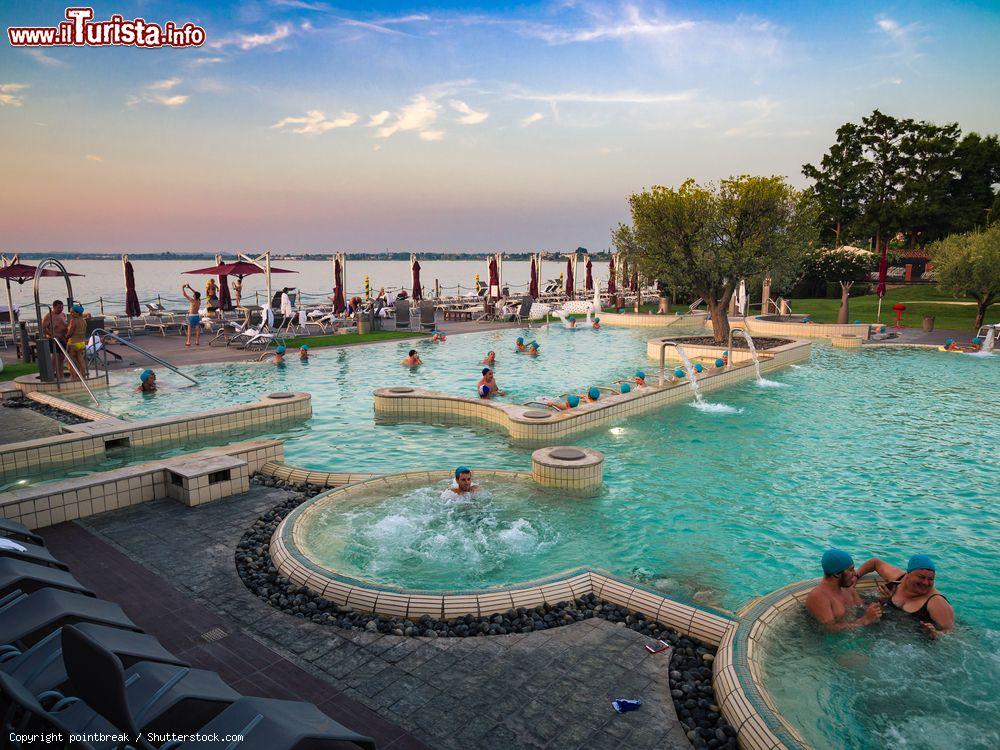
{"left": 11, "top": 251, "right": 610, "bottom": 262}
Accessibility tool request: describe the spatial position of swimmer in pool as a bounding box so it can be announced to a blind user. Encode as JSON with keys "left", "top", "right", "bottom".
{"left": 633, "top": 371, "right": 646, "bottom": 387}
{"left": 567, "top": 315, "right": 576, "bottom": 328}
{"left": 477, "top": 368, "right": 506, "bottom": 397}
{"left": 805, "top": 549, "right": 882, "bottom": 632}
{"left": 482, "top": 350, "right": 496, "bottom": 365}
{"left": 136, "top": 369, "right": 157, "bottom": 393}
{"left": 273, "top": 345, "right": 286, "bottom": 364}
{"left": 526, "top": 341, "right": 540, "bottom": 357}
{"left": 584, "top": 386, "right": 601, "bottom": 403}
{"left": 441, "top": 466, "right": 480, "bottom": 500}
{"left": 856, "top": 554, "right": 954, "bottom": 638}
{"left": 592, "top": 317, "right": 601, "bottom": 330}
{"left": 401, "top": 349, "right": 422, "bottom": 367}
{"left": 299, "top": 344, "right": 309, "bottom": 360}
{"left": 515, "top": 337, "right": 527, "bottom": 352}
{"left": 431, "top": 330, "right": 447, "bottom": 343}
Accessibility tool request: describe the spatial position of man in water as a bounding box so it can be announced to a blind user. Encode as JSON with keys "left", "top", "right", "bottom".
{"left": 856, "top": 554, "right": 954, "bottom": 638}
{"left": 453, "top": 466, "right": 479, "bottom": 495}
{"left": 482, "top": 350, "right": 496, "bottom": 365}
{"left": 805, "top": 549, "right": 883, "bottom": 632}
{"left": 401, "top": 349, "right": 422, "bottom": 367}
{"left": 477, "top": 368, "right": 506, "bottom": 397}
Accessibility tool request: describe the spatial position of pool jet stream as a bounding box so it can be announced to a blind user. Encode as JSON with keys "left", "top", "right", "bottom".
{"left": 657, "top": 340, "right": 704, "bottom": 404}
{"left": 729, "top": 327, "right": 762, "bottom": 381}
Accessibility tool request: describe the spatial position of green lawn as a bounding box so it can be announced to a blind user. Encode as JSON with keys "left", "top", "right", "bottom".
{"left": 791, "top": 286, "right": 997, "bottom": 331}
{"left": 0, "top": 362, "right": 38, "bottom": 382}
{"left": 282, "top": 330, "right": 427, "bottom": 349}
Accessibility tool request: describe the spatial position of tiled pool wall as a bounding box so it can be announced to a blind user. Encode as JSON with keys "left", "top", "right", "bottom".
{"left": 713, "top": 316, "right": 871, "bottom": 340}
{"left": 270, "top": 470, "right": 735, "bottom": 644}
{"left": 596, "top": 311, "right": 710, "bottom": 327}
{"left": 644, "top": 336, "right": 801, "bottom": 364}
{"left": 712, "top": 578, "right": 882, "bottom": 750}
{"left": 0, "top": 392, "right": 311, "bottom": 482}
{"left": 530, "top": 446, "right": 604, "bottom": 493}
{"left": 374, "top": 339, "right": 811, "bottom": 443}
{"left": 14, "top": 370, "right": 110, "bottom": 395}
{"left": 0, "top": 439, "right": 283, "bottom": 529}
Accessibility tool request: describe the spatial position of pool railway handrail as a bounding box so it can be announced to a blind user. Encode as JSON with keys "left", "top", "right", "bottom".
{"left": 656, "top": 340, "right": 684, "bottom": 385}
{"left": 520, "top": 400, "right": 563, "bottom": 411}
{"left": 48, "top": 336, "right": 100, "bottom": 407}
{"left": 90, "top": 328, "right": 199, "bottom": 387}
{"left": 726, "top": 326, "right": 746, "bottom": 370}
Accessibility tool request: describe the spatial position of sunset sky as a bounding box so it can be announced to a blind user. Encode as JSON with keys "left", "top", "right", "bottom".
{"left": 1, "top": 0, "right": 998, "bottom": 253}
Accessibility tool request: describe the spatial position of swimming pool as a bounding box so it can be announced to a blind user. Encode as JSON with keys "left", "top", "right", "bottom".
{"left": 59, "top": 326, "right": 998, "bottom": 746}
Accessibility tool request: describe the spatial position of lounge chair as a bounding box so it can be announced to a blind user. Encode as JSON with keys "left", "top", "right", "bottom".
{"left": 476, "top": 299, "right": 498, "bottom": 323}
{"left": 0, "top": 558, "right": 93, "bottom": 599}
{"left": 2, "top": 622, "right": 186, "bottom": 695}
{"left": 0, "top": 538, "right": 69, "bottom": 571}
{"left": 419, "top": 299, "right": 436, "bottom": 330}
{"left": 513, "top": 295, "right": 534, "bottom": 325}
{"left": 0, "top": 588, "right": 141, "bottom": 650}
{"left": 61, "top": 625, "right": 376, "bottom": 750}
{"left": 210, "top": 308, "right": 255, "bottom": 347}
{"left": 394, "top": 299, "right": 412, "bottom": 330}
{"left": 0, "top": 518, "right": 44, "bottom": 547}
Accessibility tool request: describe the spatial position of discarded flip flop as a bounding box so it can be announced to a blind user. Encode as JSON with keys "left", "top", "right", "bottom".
{"left": 612, "top": 698, "right": 642, "bottom": 713}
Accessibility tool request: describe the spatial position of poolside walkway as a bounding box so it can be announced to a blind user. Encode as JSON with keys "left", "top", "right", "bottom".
{"left": 47, "top": 486, "right": 692, "bottom": 750}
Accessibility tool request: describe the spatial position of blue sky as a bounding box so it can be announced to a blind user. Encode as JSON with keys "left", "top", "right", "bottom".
{"left": 1, "top": 0, "right": 998, "bottom": 252}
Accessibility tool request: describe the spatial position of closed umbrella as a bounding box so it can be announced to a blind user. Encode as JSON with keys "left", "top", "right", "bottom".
{"left": 332, "top": 257, "right": 346, "bottom": 314}
{"left": 529, "top": 256, "right": 539, "bottom": 299}
{"left": 875, "top": 238, "right": 889, "bottom": 322}
{"left": 607, "top": 256, "right": 617, "bottom": 295}
{"left": 487, "top": 256, "right": 499, "bottom": 300}
{"left": 411, "top": 259, "right": 423, "bottom": 301}
{"left": 565, "top": 257, "right": 574, "bottom": 297}
{"left": 585, "top": 258, "right": 594, "bottom": 292}
{"left": 218, "top": 274, "right": 232, "bottom": 311}
{"left": 736, "top": 279, "right": 747, "bottom": 316}
{"left": 122, "top": 258, "right": 140, "bottom": 337}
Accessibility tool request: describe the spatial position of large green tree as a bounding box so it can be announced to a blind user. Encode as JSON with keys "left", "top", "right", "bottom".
{"left": 930, "top": 224, "right": 1000, "bottom": 330}
{"left": 623, "top": 176, "right": 816, "bottom": 343}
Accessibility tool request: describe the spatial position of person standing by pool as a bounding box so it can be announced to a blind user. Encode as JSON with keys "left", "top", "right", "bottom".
{"left": 856, "top": 554, "right": 954, "bottom": 637}
{"left": 181, "top": 284, "right": 202, "bottom": 346}
{"left": 64, "top": 304, "right": 89, "bottom": 378}
{"left": 401, "top": 349, "right": 422, "bottom": 367}
{"left": 205, "top": 278, "right": 219, "bottom": 318}
{"left": 805, "top": 549, "right": 882, "bottom": 632}
{"left": 137, "top": 369, "right": 157, "bottom": 393}
{"left": 232, "top": 279, "right": 242, "bottom": 309}
{"left": 41, "top": 299, "right": 68, "bottom": 376}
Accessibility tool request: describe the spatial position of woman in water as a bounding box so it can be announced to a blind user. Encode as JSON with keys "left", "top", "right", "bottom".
{"left": 272, "top": 345, "right": 286, "bottom": 364}
{"left": 137, "top": 369, "right": 157, "bottom": 393}
{"left": 857, "top": 554, "right": 954, "bottom": 638}
{"left": 299, "top": 344, "right": 310, "bottom": 361}
{"left": 592, "top": 317, "right": 601, "bottom": 330}
{"left": 482, "top": 351, "right": 496, "bottom": 365}
{"left": 515, "top": 337, "right": 527, "bottom": 352}
{"left": 526, "top": 341, "right": 540, "bottom": 356}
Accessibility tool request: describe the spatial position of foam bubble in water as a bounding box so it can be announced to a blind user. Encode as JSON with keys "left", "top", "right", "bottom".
{"left": 691, "top": 401, "right": 742, "bottom": 414}
{"left": 756, "top": 378, "right": 786, "bottom": 388}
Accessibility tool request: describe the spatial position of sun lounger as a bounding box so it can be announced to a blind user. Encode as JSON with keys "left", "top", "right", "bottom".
{"left": 61, "top": 625, "right": 376, "bottom": 750}
{"left": 0, "top": 558, "right": 93, "bottom": 599}
{"left": 0, "top": 538, "right": 69, "bottom": 571}
{"left": 0, "top": 588, "right": 141, "bottom": 650}
{"left": 513, "top": 295, "right": 534, "bottom": 325}
{"left": 2, "top": 622, "right": 186, "bottom": 695}
{"left": 419, "top": 299, "right": 437, "bottom": 330}
{"left": 395, "top": 299, "right": 412, "bottom": 330}
{"left": 0, "top": 518, "right": 44, "bottom": 547}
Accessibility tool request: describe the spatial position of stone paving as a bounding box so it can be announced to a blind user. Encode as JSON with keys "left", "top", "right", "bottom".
{"left": 0, "top": 405, "right": 62, "bottom": 443}
{"left": 80, "top": 486, "right": 692, "bottom": 750}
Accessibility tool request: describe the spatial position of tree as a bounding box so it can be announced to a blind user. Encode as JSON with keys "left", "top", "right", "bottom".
{"left": 803, "top": 246, "right": 878, "bottom": 323}
{"left": 897, "top": 120, "right": 961, "bottom": 247}
{"left": 624, "top": 176, "right": 816, "bottom": 343}
{"left": 803, "top": 123, "right": 866, "bottom": 246}
{"left": 930, "top": 224, "right": 1000, "bottom": 330}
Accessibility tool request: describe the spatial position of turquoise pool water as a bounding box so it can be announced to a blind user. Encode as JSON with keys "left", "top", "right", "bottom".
{"left": 57, "top": 327, "right": 998, "bottom": 747}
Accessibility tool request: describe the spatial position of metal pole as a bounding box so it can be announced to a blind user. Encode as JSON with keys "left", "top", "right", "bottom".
{"left": 3, "top": 256, "right": 16, "bottom": 345}
{"left": 99, "top": 296, "right": 104, "bottom": 315}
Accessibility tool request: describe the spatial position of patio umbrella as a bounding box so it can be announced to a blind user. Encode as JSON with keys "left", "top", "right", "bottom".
{"left": 411, "top": 259, "right": 423, "bottom": 301}
{"left": 607, "top": 256, "right": 617, "bottom": 295}
{"left": 122, "top": 258, "right": 141, "bottom": 319}
{"left": 218, "top": 273, "right": 232, "bottom": 311}
{"left": 1, "top": 258, "right": 83, "bottom": 342}
{"left": 736, "top": 279, "right": 747, "bottom": 316}
{"left": 332, "top": 257, "right": 346, "bottom": 314}
{"left": 565, "top": 257, "right": 574, "bottom": 297}
{"left": 875, "top": 238, "right": 889, "bottom": 322}
{"left": 529, "top": 256, "right": 539, "bottom": 299}
{"left": 585, "top": 258, "right": 594, "bottom": 292}
{"left": 487, "top": 256, "right": 499, "bottom": 301}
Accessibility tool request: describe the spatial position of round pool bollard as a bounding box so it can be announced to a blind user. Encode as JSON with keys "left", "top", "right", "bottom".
{"left": 531, "top": 446, "right": 604, "bottom": 495}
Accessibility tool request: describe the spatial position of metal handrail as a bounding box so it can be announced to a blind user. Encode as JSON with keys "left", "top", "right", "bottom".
{"left": 50, "top": 337, "right": 100, "bottom": 406}
{"left": 657, "top": 340, "right": 680, "bottom": 385}
{"left": 91, "top": 329, "right": 199, "bottom": 386}
{"left": 726, "top": 327, "right": 745, "bottom": 370}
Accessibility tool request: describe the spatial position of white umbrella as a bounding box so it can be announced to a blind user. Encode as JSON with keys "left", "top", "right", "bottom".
{"left": 736, "top": 279, "right": 747, "bottom": 316}
{"left": 593, "top": 282, "right": 601, "bottom": 313}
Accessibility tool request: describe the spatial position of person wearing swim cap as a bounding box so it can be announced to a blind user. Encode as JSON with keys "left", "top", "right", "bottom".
{"left": 137, "top": 369, "right": 157, "bottom": 393}
{"left": 451, "top": 466, "right": 479, "bottom": 496}
{"left": 567, "top": 315, "right": 576, "bottom": 328}
{"left": 477, "top": 367, "right": 506, "bottom": 397}
{"left": 299, "top": 344, "right": 309, "bottom": 361}
{"left": 633, "top": 371, "right": 646, "bottom": 387}
{"left": 515, "top": 337, "right": 527, "bottom": 353}
{"left": 431, "top": 330, "right": 446, "bottom": 343}
{"left": 592, "top": 316, "right": 601, "bottom": 330}
{"left": 273, "top": 345, "right": 286, "bottom": 364}
{"left": 401, "top": 349, "right": 422, "bottom": 367}
{"left": 857, "top": 554, "right": 954, "bottom": 637}
{"left": 526, "top": 341, "right": 540, "bottom": 357}
{"left": 585, "top": 386, "right": 601, "bottom": 403}
{"left": 64, "top": 303, "right": 89, "bottom": 378}
{"left": 805, "top": 549, "right": 882, "bottom": 631}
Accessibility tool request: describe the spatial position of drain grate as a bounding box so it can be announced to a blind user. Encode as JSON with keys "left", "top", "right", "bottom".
{"left": 200, "top": 627, "right": 228, "bottom": 643}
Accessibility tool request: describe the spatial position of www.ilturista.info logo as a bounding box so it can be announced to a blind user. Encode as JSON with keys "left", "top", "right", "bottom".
{"left": 8, "top": 7, "right": 206, "bottom": 48}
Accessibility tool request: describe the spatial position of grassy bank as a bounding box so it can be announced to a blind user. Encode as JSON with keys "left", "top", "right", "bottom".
{"left": 0, "top": 362, "right": 39, "bottom": 382}
{"left": 283, "top": 330, "right": 427, "bottom": 349}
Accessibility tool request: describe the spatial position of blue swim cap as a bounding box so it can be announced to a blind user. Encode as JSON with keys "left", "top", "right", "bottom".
{"left": 723, "top": 351, "right": 729, "bottom": 357}
{"left": 455, "top": 466, "right": 471, "bottom": 479}
{"left": 72, "top": 304, "right": 84, "bottom": 314}
{"left": 945, "top": 338, "right": 954, "bottom": 345}
{"left": 139, "top": 369, "right": 152, "bottom": 383}
{"left": 821, "top": 549, "right": 854, "bottom": 576}
{"left": 275, "top": 345, "right": 286, "bottom": 354}
{"left": 588, "top": 387, "right": 600, "bottom": 400}
{"left": 907, "top": 554, "right": 935, "bottom": 573}
{"left": 594, "top": 317, "right": 600, "bottom": 323}
{"left": 479, "top": 384, "right": 491, "bottom": 397}
{"left": 674, "top": 368, "right": 685, "bottom": 378}
{"left": 635, "top": 371, "right": 645, "bottom": 379}
{"left": 854, "top": 320, "right": 861, "bottom": 324}
{"left": 972, "top": 337, "right": 981, "bottom": 344}
{"left": 694, "top": 363, "right": 704, "bottom": 373}
{"left": 621, "top": 382, "right": 631, "bottom": 394}
{"left": 715, "top": 359, "right": 724, "bottom": 368}
{"left": 568, "top": 315, "right": 575, "bottom": 321}
{"left": 567, "top": 395, "right": 580, "bottom": 408}
{"left": 516, "top": 337, "right": 524, "bottom": 344}
{"left": 300, "top": 344, "right": 309, "bottom": 350}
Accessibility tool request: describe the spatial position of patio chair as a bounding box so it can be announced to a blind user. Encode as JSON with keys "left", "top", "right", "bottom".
{"left": 0, "top": 538, "right": 69, "bottom": 571}
{"left": 2, "top": 622, "right": 186, "bottom": 695}
{"left": 394, "top": 299, "right": 412, "bottom": 330}
{"left": 0, "top": 558, "right": 93, "bottom": 599}
{"left": 513, "top": 296, "right": 534, "bottom": 325}
{"left": 419, "top": 299, "right": 437, "bottom": 330}
{"left": 210, "top": 308, "right": 255, "bottom": 347}
{"left": 0, "top": 518, "right": 44, "bottom": 547}
{"left": 61, "top": 625, "right": 376, "bottom": 750}
{"left": 0, "top": 589, "right": 141, "bottom": 650}
{"left": 476, "top": 299, "right": 498, "bottom": 323}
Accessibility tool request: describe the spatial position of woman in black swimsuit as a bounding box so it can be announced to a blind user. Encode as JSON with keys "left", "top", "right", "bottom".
{"left": 857, "top": 554, "right": 954, "bottom": 637}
